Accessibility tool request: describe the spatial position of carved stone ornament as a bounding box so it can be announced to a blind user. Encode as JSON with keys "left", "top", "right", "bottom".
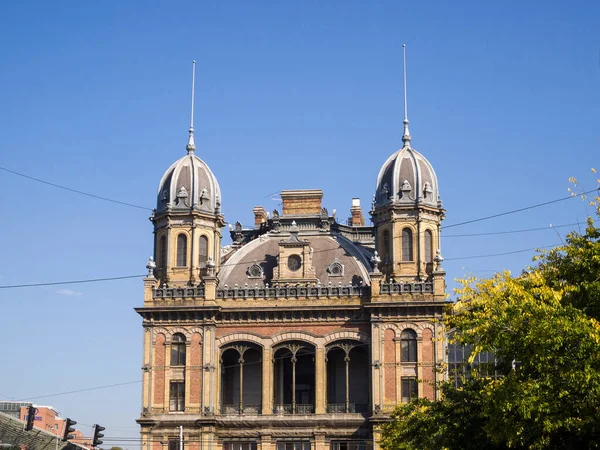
{"left": 146, "top": 257, "right": 156, "bottom": 277}
{"left": 175, "top": 186, "right": 189, "bottom": 206}
{"left": 400, "top": 179, "right": 412, "bottom": 200}
{"left": 423, "top": 181, "right": 433, "bottom": 199}
{"left": 370, "top": 251, "right": 381, "bottom": 273}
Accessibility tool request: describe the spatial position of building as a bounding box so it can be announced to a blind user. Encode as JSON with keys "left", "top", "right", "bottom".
{"left": 0, "top": 402, "right": 90, "bottom": 448}
{"left": 136, "top": 62, "right": 448, "bottom": 450}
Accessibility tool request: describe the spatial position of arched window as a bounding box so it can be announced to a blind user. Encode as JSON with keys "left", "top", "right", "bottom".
{"left": 176, "top": 234, "right": 187, "bottom": 267}
{"left": 402, "top": 228, "right": 413, "bottom": 262}
{"left": 171, "top": 333, "right": 186, "bottom": 366}
{"left": 199, "top": 235, "right": 208, "bottom": 268}
{"left": 383, "top": 230, "right": 391, "bottom": 262}
{"left": 159, "top": 235, "right": 167, "bottom": 268}
{"left": 424, "top": 230, "right": 433, "bottom": 263}
{"left": 401, "top": 329, "right": 417, "bottom": 362}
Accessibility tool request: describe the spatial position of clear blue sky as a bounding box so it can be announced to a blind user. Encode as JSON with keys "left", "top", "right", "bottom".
{"left": 0, "top": 0, "right": 598, "bottom": 446}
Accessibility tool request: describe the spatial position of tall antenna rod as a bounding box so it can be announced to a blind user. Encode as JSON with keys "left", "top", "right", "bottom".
{"left": 186, "top": 60, "right": 196, "bottom": 154}
{"left": 402, "top": 44, "right": 411, "bottom": 147}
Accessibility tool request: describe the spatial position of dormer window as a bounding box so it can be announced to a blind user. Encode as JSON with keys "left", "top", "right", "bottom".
{"left": 247, "top": 263, "right": 264, "bottom": 279}
{"left": 327, "top": 259, "right": 344, "bottom": 277}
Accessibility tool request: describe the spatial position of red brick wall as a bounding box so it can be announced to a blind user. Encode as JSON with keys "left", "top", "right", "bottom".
{"left": 421, "top": 328, "right": 434, "bottom": 400}
{"left": 154, "top": 333, "right": 166, "bottom": 406}
{"left": 384, "top": 328, "right": 396, "bottom": 403}
{"left": 190, "top": 332, "right": 203, "bottom": 404}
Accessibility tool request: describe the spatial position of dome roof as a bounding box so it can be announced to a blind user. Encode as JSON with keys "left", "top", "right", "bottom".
{"left": 156, "top": 153, "right": 221, "bottom": 214}
{"left": 375, "top": 145, "right": 440, "bottom": 208}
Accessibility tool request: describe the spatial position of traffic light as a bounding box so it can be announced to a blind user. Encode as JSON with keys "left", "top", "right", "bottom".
{"left": 62, "top": 418, "right": 77, "bottom": 441}
{"left": 92, "top": 424, "right": 105, "bottom": 447}
{"left": 25, "top": 405, "right": 36, "bottom": 431}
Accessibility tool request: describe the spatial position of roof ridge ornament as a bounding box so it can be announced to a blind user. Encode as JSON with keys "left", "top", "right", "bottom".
{"left": 402, "top": 44, "right": 411, "bottom": 148}
{"left": 186, "top": 60, "right": 196, "bottom": 154}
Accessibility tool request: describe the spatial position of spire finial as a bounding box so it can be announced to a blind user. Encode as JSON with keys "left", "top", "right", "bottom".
{"left": 402, "top": 44, "right": 411, "bottom": 147}
{"left": 186, "top": 60, "right": 196, "bottom": 154}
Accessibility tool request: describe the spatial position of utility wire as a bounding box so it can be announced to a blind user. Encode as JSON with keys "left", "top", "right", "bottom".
{"left": 0, "top": 166, "right": 152, "bottom": 211}
{"left": 3, "top": 166, "right": 597, "bottom": 229}
{"left": 17, "top": 380, "right": 142, "bottom": 402}
{"left": 0, "top": 275, "right": 146, "bottom": 289}
{"left": 442, "top": 189, "right": 598, "bottom": 229}
{"left": 0, "top": 236, "right": 569, "bottom": 289}
{"left": 442, "top": 221, "right": 590, "bottom": 238}
{"left": 444, "top": 244, "right": 558, "bottom": 261}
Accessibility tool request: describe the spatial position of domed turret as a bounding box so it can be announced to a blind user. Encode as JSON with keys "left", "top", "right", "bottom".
{"left": 156, "top": 153, "right": 221, "bottom": 215}
{"left": 151, "top": 61, "right": 225, "bottom": 285}
{"left": 375, "top": 146, "right": 440, "bottom": 208}
{"left": 371, "top": 45, "right": 445, "bottom": 283}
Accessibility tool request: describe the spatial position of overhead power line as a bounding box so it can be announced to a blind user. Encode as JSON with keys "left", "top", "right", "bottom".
{"left": 442, "top": 221, "right": 590, "bottom": 238}
{"left": 0, "top": 166, "right": 152, "bottom": 211}
{"left": 0, "top": 275, "right": 146, "bottom": 289}
{"left": 18, "top": 380, "right": 142, "bottom": 401}
{"left": 442, "top": 189, "right": 598, "bottom": 229}
{"left": 444, "top": 244, "right": 558, "bottom": 261}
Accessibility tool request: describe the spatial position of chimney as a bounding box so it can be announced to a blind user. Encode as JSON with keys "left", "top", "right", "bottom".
{"left": 349, "top": 198, "right": 365, "bottom": 226}
{"left": 253, "top": 206, "right": 269, "bottom": 228}
{"left": 280, "top": 190, "right": 323, "bottom": 215}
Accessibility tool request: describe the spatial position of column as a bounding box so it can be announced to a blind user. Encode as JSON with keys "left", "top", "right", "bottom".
{"left": 291, "top": 354, "right": 297, "bottom": 413}
{"left": 344, "top": 353, "right": 350, "bottom": 412}
{"left": 239, "top": 353, "right": 244, "bottom": 413}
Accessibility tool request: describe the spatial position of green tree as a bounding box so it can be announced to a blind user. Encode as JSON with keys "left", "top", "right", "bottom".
{"left": 382, "top": 215, "right": 600, "bottom": 449}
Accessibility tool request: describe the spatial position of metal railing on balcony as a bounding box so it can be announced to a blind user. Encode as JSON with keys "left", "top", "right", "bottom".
{"left": 273, "top": 404, "right": 314, "bottom": 415}
{"left": 326, "top": 403, "right": 369, "bottom": 413}
{"left": 220, "top": 404, "right": 261, "bottom": 416}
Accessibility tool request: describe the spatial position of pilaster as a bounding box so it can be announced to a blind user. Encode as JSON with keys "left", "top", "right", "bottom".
{"left": 261, "top": 347, "right": 273, "bottom": 415}
{"left": 315, "top": 347, "right": 326, "bottom": 414}
{"left": 416, "top": 336, "right": 423, "bottom": 398}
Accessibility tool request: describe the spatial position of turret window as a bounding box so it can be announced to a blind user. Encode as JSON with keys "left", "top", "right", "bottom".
{"left": 176, "top": 234, "right": 188, "bottom": 267}
{"left": 199, "top": 236, "right": 209, "bottom": 268}
{"left": 171, "top": 333, "right": 186, "bottom": 366}
{"left": 424, "top": 230, "right": 433, "bottom": 263}
{"left": 400, "top": 329, "right": 417, "bottom": 362}
{"left": 402, "top": 228, "right": 413, "bottom": 261}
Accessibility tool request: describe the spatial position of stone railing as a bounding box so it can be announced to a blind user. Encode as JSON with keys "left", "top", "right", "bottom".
{"left": 220, "top": 404, "right": 261, "bottom": 416}
{"left": 217, "top": 285, "right": 368, "bottom": 300}
{"left": 153, "top": 286, "right": 205, "bottom": 299}
{"left": 379, "top": 282, "right": 433, "bottom": 295}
